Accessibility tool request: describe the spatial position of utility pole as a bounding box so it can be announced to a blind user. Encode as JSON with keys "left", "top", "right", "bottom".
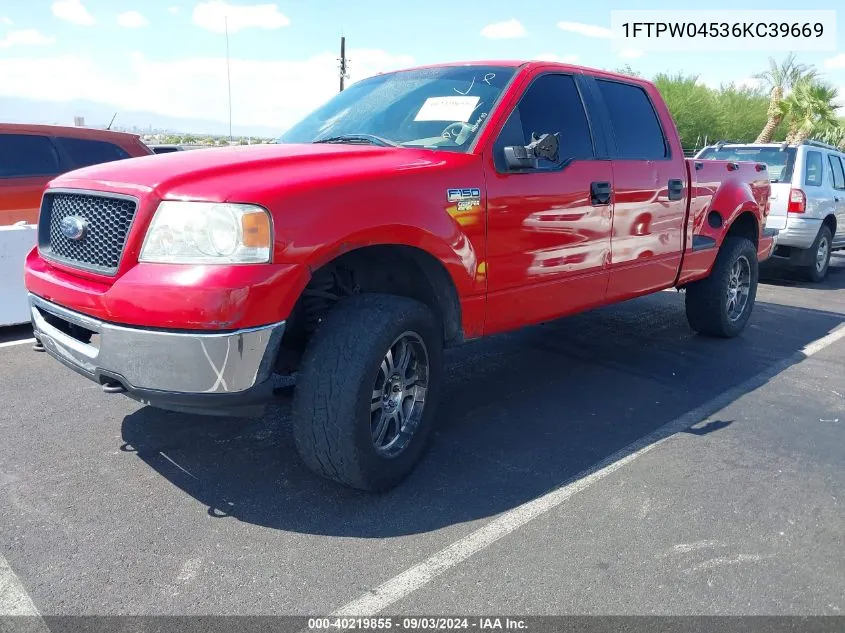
{"left": 225, "top": 15, "right": 233, "bottom": 141}
{"left": 339, "top": 36, "right": 348, "bottom": 92}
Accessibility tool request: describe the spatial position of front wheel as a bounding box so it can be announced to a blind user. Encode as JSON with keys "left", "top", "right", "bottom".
{"left": 685, "top": 236, "right": 759, "bottom": 338}
{"left": 291, "top": 294, "right": 443, "bottom": 491}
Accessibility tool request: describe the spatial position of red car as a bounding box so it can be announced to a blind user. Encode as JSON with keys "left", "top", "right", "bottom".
{"left": 0, "top": 123, "right": 152, "bottom": 226}
{"left": 25, "top": 60, "right": 775, "bottom": 491}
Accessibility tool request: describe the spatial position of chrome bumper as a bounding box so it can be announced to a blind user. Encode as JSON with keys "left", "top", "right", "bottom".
{"left": 29, "top": 294, "right": 285, "bottom": 398}
{"left": 775, "top": 217, "right": 822, "bottom": 250}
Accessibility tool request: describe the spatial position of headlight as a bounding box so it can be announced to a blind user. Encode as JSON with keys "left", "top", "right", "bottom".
{"left": 139, "top": 201, "right": 272, "bottom": 264}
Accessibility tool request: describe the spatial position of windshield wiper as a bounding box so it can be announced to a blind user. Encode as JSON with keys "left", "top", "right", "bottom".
{"left": 313, "top": 134, "right": 401, "bottom": 148}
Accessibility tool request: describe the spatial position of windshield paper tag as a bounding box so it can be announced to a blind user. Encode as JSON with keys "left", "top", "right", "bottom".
{"left": 414, "top": 96, "right": 480, "bottom": 122}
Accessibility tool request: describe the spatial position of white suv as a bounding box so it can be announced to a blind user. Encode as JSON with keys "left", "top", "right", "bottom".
{"left": 696, "top": 140, "right": 845, "bottom": 281}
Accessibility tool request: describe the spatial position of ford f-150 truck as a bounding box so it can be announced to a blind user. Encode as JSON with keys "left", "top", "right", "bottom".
{"left": 25, "top": 61, "right": 775, "bottom": 491}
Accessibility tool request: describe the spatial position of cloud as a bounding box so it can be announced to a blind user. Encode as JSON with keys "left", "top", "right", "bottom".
{"left": 533, "top": 52, "right": 579, "bottom": 63}
{"left": 167, "top": 6, "right": 180, "bottom": 14}
{"left": 618, "top": 47, "right": 644, "bottom": 59}
{"left": 1, "top": 17, "right": 12, "bottom": 26}
{"left": 480, "top": 19, "right": 526, "bottom": 40}
{"left": 117, "top": 11, "right": 149, "bottom": 28}
{"left": 824, "top": 53, "right": 845, "bottom": 69}
{"left": 0, "top": 29, "right": 56, "bottom": 48}
{"left": 192, "top": 1, "right": 290, "bottom": 33}
{"left": 557, "top": 21, "right": 613, "bottom": 39}
{"left": 0, "top": 49, "right": 414, "bottom": 132}
{"left": 51, "top": 0, "right": 95, "bottom": 25}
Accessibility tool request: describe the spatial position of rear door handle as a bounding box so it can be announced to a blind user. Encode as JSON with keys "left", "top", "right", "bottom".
{"left": 590, "top": 181, "right": 612, "bottom": 206}
{"left": 668, "top": 178, "right": 684, "bottom": 201}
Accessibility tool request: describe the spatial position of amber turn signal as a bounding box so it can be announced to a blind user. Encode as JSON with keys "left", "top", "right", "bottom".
{"left": 241, "top": 210, "right": 272, "bottom": 248}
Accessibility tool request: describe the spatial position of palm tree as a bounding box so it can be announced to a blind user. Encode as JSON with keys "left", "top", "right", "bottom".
{"left": 782, "top": 80, "right": 841, "bottom": 144}
{"left": 754, "top": 53, "right": 818, "bottom": 143}
{"left": 816, "top": 120, "right": 845, "bottom": 150}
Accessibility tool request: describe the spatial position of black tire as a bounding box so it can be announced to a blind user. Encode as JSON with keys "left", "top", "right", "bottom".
{"left": 685, "top": 236, "right": 759, "bottom": 338}
{"left": 291, "top": 293, "right": 443, "bottom": 492}
{"left": 804, "top": 225, "right": 832, "bottom": 283}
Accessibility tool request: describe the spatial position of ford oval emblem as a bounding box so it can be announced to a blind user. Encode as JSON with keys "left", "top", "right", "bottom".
{"left": 59, "top": 216, "right": 88, "bottom": 241}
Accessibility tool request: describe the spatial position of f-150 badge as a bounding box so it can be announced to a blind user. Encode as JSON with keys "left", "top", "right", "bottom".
{"left": 447, "top": 188, "right": 481, "bottom": 211}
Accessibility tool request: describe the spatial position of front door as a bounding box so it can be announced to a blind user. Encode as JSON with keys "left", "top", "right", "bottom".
{"left": 483, "top": 72, "right": 612, "bottom": 335}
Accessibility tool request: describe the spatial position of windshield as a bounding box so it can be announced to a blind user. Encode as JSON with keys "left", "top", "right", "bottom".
{"left": 697, "top": 146, "right": 796, "bottom": 183}
{"left": 278, "top": 65, "right": 516, "bottom": 152}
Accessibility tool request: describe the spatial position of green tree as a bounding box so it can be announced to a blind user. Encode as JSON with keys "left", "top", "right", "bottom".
{"left": 780, "top": 79, "right": 841, "bottom": 144}
{"left": 753, "top": 53, "right": 818, "bottom": 143}
{"left": 711, "top": 83, "right": 779, "bottom": 142}
{"left": 653, "top": 73, "right": 720, "bottom": 147}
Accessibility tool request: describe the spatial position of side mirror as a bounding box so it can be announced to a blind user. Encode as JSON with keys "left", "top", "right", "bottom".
{"left": 503, "top": 145, "right": 538, "bottom": 170}
{"left": 503, "top": 133, "right": 560, "bottom": 171}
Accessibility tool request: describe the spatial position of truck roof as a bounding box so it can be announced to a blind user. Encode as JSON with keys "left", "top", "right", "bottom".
{"left": 0, "top": 122, "right": 143, "bottom": 141}
{"left": 376, "top": 59, "right": 653, "bottom": 86}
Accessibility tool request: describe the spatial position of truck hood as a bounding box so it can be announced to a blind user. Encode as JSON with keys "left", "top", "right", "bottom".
{"left": 51, "top": 143, "right": 468, "bottom": 202}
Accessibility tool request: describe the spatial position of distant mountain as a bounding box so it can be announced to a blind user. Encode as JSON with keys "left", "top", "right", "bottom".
{"left": 0, "top": 96, "right": 282, "bottom": 138}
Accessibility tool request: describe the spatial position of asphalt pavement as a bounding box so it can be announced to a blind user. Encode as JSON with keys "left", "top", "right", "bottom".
{"left": 0, "top": 256, "right": 843, "bottom": 617}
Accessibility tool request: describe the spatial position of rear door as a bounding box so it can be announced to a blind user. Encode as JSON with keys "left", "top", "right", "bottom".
{"left": 589, "top": 78, "right": 687, "bottom": 300}
{"left": 0, "top": 133, "right": 63, "bottom": 225}
{"left": 827, "top": 153, "right": 845, "bottom": 248}
{"left": 801, "top": 149, "right": 837, "bottom": 223}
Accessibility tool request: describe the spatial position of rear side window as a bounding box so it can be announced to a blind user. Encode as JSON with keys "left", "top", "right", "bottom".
{"left": 596, "top": 80, "right": 667, "bottom": 160}
{"left": 828, "top": 154, "right": 845, "bottom": 190}
{"left": 804, "top": 151, "right": 823, "bottom": 187}
{"left": 55, "top": 137, "right": 131, "bottom": 169}
{"left": 0, "top": 133, "right": 62, "bottom": 178}
{"left": 494, "top": 74, "right": 594, "bottom": 171}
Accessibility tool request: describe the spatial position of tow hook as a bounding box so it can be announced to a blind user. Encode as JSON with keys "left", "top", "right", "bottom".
{"left": 102, "top": 381, "right": 127, "bottom": 394}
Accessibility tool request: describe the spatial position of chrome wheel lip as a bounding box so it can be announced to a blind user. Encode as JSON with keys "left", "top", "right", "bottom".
{"left": 369, "top": 331, "right": 429, "bottom": 458}
{"left": 816, "top": 236, "right": 830, "bottom": 273}
{"left": 726, "top": 255, "right": 752, "bottom": 323}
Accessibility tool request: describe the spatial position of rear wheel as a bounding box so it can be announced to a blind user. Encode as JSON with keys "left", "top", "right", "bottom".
{"left": 291, "top": 293, "right": 443, "bottom": 491}
{"left": 685, "top": 236, "right": 759, "bottom": 338}
{"left": 804, "top": 225, "right": 832, "bottom": 283}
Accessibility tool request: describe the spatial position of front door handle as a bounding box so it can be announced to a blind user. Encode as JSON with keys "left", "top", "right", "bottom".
{"left": 591, "top": 181, "right": 612, "bottom": 206}
{"left": 668, "top": 178, "right": 684, "bottom": 201}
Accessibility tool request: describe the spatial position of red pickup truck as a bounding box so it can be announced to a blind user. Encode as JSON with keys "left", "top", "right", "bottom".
{"left": 25, "top": 61, "right": 775, "bottom": 491}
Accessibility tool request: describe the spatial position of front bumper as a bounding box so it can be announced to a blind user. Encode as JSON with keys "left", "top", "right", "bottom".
{"left": 773, "top": 217, "right": 822, "bottom": 250}
{"left": 29, "top": 293, "right": 285, "bottom": 416}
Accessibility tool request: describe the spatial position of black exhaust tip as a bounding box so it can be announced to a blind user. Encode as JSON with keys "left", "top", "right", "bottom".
{"left": 32, "top": 338, "right": 45, "bottom": 352}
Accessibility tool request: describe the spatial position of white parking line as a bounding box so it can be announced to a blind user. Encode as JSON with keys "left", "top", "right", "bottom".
{"left": 0, "top": 556, "right": 44, "bottom": 624}
{"left": 0, "top": 338, "right": 35, "bottom": 349}
{"left": 332, "top": 324, "right": 845, "bottom": 616}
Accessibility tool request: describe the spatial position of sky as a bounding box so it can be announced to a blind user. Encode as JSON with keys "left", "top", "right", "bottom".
{"left": 0, "top": 0, "right": 844, "bottom": 135}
